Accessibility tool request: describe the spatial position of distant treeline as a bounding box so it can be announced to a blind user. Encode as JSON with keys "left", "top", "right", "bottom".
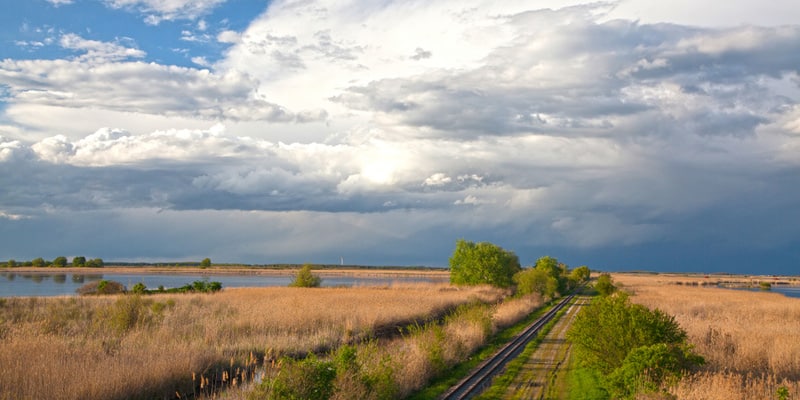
{"left": 2, "top": 257, "right": 104, "bottom": 268}
{"left": 1, "top": 259, "right": 444, "bottom": 270}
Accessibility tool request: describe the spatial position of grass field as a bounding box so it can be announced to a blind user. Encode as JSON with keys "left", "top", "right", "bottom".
{"left": 0, "top": 283, "right": 509, "bottom": 399}
{"left": 614, "top": 273, "right": 800, "bottom": 399}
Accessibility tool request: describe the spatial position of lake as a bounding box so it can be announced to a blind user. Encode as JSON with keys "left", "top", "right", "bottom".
{"left": 725, "top": 285, "right": 800, "bottom": 299}
{"left": 0, "top": 271, "right": 449, "bottom": 297}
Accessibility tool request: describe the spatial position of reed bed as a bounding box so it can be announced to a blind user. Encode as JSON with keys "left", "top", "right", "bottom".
{"left": 249, "top": 292, "right": 545, "bottom": 400}
{"left": 613, "top": 274, "right": 800, "bottom": 400}
{"left": 0, "top": 283, "right": 505, "bottom": 400}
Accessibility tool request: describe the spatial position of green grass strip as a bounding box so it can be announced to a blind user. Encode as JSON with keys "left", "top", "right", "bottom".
{"left": 474, "top": 297, "right": 575, "bottom": 399}
{"left": 406, "top": 298, "right": 564, "bottom": 400}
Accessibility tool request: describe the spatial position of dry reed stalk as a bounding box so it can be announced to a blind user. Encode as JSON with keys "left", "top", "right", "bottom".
{"left": 0, "top": 284, "right": 503, "bottom": 399}
{"left": 614, "top": 273, "right": 800, "bottom": 399}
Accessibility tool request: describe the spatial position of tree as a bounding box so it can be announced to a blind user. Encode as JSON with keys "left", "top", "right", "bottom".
{"left": 200, "top": 258, "right": 211, "bottom": 268}
{"left": 449, "top": 239, "right": 521, "bottom": 288}
{"left": 6, "top": 259, "right": 16, "bottom": 268}
{"left": 595, "top": 273, "right": 616, "bottom": 296}
{"left": 85, "top": 258, "right": 104, "bottom": 268}
{"left": 52, "top": 256, "right": 67, "bottom": 268}
{"left": 514, "top": 267, "right": 559, "bottom": 298}
{"left": 570, "top": 265, "right": 591, "bottom": 283}
{"left": 31, "top": 257, "right": 46, "bottom": 268}
{"left": 290, "top": 264, "right": 322, "bottom": 288}
{"left": 72, "top": 256, "right": 86, "bottom": 267}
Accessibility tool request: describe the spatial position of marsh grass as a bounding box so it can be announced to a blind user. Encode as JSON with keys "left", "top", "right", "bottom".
{"left": 0, "top": 283, "right": 505, "bottom": 399}
{"left": 614, "top": 274, "right": 800, "bottom": 399}
{"left": 252, "top": 292, "right": 545, "bottom": 400}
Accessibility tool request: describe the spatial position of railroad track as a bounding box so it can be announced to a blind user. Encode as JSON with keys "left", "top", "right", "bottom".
{"left": 439, "top": 293, "right": 576, "bottom": 400}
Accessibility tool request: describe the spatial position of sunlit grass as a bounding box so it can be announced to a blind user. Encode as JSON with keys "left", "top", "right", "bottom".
{"left": 0, "top": 283, "right": 506, "bottom": 399}
{"left": 614, "top": 273, "right": 800, "bottom": 399}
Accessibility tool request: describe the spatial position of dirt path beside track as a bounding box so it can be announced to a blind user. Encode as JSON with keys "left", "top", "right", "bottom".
{"left": 502, "top": 296, "right": 588, "bottom": 399}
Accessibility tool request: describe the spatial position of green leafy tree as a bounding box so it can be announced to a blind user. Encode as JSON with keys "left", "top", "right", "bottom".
{"left": 51, "top": 256, "right": 67, "bottom": 268}
{"left": 6, "top": 259, "right": 16, "bottom": 268}
{"left": 200, "top": 258, "right": 211, "bottom": 268}
{"left": 290, "top": 264, "right": 322, "bottom": 288}
{"left": 72, "top": 256, "right": 86, "bottom": 267}
{"left": 31, "top": 257, "right": 46, "bottom": 268}
{"left": 595, "top": 273, "right": 616, "bottom": 296}
{"left": 449, "top": 239, "right": 521, "bottom": 288}
{"left": 533, "top": 256, "right": 570, "bottom": 294}
{"left": 85, "top": 258, "right": 104, "bottom": 268}
{"left": 514, "top": 267, "right": 559, "bottom": 298}
{"left": 570, "top": 265, "right": 591, "bottom": 283}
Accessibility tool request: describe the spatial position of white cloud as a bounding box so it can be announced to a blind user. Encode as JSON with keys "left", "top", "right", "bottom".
{"left": 191, "top": 56, "right": 211, "bottom": 67}
{"left": 2, "top": 0, "right": 800, "bottom": 270}
{"left": 102, "top": 0, "right": 228, "bottom": 24}
{"left": 45, "top": 0, "right": 74, "bottom": 6}
{"left": 59, "top": 33, "right": 145, "bottom": 62}
{"left": 217, "top": 30, "right": 241, "bottom": 44}
{"left": 0, "top": 59, "right": 324, "bottom": 125}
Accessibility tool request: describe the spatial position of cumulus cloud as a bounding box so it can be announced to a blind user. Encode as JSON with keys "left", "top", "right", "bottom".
{"left": 2, "top": 0, "right": 800, "bottom": 270}
{"left": 0, "top": 59, "right": 323, "bottom": 124}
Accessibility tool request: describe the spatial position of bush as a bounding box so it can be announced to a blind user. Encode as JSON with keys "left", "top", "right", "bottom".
{"left": 607, "top": 343, "right": 704, "bottom": 399}
{"left": 131, "top": 282, "right": 147, "bottom": 294}
{"left": 290, "top": 264, "right": 322, "bottom": 288}
{"left": 568, "top": 292, "right": 703, "bottom": 397}
{"left": 594, "top": 273, "right": 616, "bottom": 296}
{"left": 253, "top": 354, "right": 336, "bottom": 399}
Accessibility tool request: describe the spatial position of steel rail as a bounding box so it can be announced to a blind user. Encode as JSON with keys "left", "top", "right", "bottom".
{"left": 439, "top": 293, "right": 576, "bottom": 400}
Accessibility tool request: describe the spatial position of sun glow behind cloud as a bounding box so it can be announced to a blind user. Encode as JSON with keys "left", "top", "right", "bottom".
{"left": 0, "top": 0, "right": 799, "bottom": 272}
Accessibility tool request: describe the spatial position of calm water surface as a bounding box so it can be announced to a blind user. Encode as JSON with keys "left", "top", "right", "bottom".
{"left": 0, "top": 271, "right": 448, "bottom": 297}
{"left": 726, "top": 285, "right": 800, "bottom": 299}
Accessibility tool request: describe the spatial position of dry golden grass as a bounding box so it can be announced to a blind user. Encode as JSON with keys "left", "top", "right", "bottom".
{"left": 249, "top": 292, "right": 545, "bottom": 400}
{"left": 0, "top": 283, "right": 504, "bottom": 400}
{"left": 613, "top": 273, "right": 800, "bottom": 400}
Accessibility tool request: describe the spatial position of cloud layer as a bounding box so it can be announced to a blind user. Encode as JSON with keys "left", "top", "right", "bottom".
{"left": 1, "top": 1, "right": 799, "bottom": 271}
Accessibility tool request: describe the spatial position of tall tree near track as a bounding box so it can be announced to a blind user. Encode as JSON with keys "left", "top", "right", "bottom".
{"left": 449, "top": 239, "right": 521, "bottom": 288}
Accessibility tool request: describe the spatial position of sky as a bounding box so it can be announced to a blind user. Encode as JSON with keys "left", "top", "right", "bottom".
{"left": 0, "top": 0, "right": 799, "bottom": 274}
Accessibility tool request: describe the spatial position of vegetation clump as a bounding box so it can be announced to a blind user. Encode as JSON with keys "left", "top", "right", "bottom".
{"left": 568, "top": 291, "right": 704, "bottom": 399}
{"left": 76, "top": 280, "right": 126, "bottom": 295}
{"left": 449, "top": 239, "right": 521, "bottom": 288}
{"left": 594, "top": 273, "right": 616, "bottom": 296}
{"left": 76, "top": 280, "right": 222, "bottom": 295}
{"left": 290, "top": 264, "right": 322, "bottom": 288}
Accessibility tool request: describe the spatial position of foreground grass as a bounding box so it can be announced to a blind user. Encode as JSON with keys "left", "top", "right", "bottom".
{"left": 562, "top": 352, "right": 608, "bottom": 400}
{"left": 0, "top": 283, "right": 505, "bottom": 400}
{"left": 404, "top": 294, "right": 551, "bottom": 400}
{"left": 615, "top": 273, "right": 800, "bottom": 399}
{"left": 247, "top": 292, "right": 547, "bottom": 400}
